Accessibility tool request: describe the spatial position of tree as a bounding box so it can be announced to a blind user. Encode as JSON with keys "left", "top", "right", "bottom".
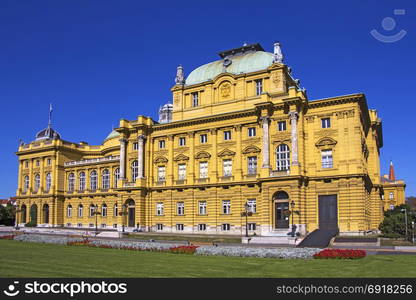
{"left": 0, "top": 204, "right": 16, "bottom": 226}
{"left": 379, "top": 204, "right": 416, "bottom": 239}
{"left": 406, "top": 196, "right": 416, "bottom": 209}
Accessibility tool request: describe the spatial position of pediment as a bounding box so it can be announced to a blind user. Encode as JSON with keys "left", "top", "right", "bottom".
{"left": 195, "top": 151, "right": 211, "bottom": 159}
{"left": 173, "top": 154, "right": 190, "bottom": 161}
{"left": 154, "top": 156, "right": 168, "bottom": 164}
{"left": 242, "top": 145, "right": 261, "bottom": 154}
{"left": 218, "top": 148, "right": 236, "bottom": 157}
{"left": 315, "top": 137, "right": 337, "bottom": 148}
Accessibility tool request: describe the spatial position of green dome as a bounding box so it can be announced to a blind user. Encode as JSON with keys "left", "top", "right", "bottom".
{"left": 185, "top": 51, "right": 274, "bottom": 86}
{"left": 104, "top": 130, "right": 120, "bottom": 141}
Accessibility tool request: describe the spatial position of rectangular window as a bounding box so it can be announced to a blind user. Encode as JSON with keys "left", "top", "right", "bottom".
{"left": 248, "top": 223, "right": 256, "bottom": 231}
{"left": 389, "top": 192, "right": 394, "bottom": 200}
{"left": 200, "top": 134, "right": 207, "bottom": 144}
{"left": 179, "top": 137, "right": 186, "bottom": 146}
{"left": 157, "top": 166, "right": 166, "bottom": 182}
{"left": 77, "top": 223, "right": 82, "bottom": 228}
{"left": 223, "top": 159, "right": 232, "bottom": 177}
{"left": 47, "top": 158, "right": 51, "bottom": 165}
{"left": 113, "top": 224, "right": 117, "bottom": 229}
{"left": 321, "top": 118, "right": 331, "bottom": 128}
{"left": 255, "top": 79, "right": 263, "bottom": 95}
{"left": 248, "top": 156, "right": 257, "bottom": 175}
{"left": 133, "top": 142, "right": 139, "bottom": 150}
{"left": 247, "top": 199, "right": 257, "bottom": 213}
{"left": 192, "top": 92, "right": 199, "bottom": 107}
{"left": 248, "top": 127, "right": 256, "bottom": 137}
{"left": 156, "top": 203, "right": 164, "bottom": 216}
{"left": 224, "top": 130, "right": 232, "bottom": 141}
{"left": 222, "top": 200, "right": 231, "bottom": 214}
{"left": 198, "top": 224, "right": 207, "bottom": 231}
{"left": 178, "top": 164, "right": 186, "bottom": 180}
{"left": 176, "top": 224, "right": 184, "bottom": 231}
{"left": 177, "top": 202, "right": 185, "bottom": 215}
{"left": 156, "top": 224, "right": 163, "bottom": 231}
{"left": 321, "top": 150, "right": 333, "bottom": 168}
{"left": 159, "top": 140, "right": 165, "bottom": 149}
{"left": 199, "top": 162, "right": 208, "bottom": 178}
{"left": 221, "top": 223, "right": 231, "bottom": 231}
{"left": 25, "top": 161, "right": 29, "bottom": 168}
{"left": 36, "top": 160, "right": 40, "bottom": 167}
{"left": 278, "top": 121, "right": 286, "bottom": 131}
{"left": 101, "top": 224, "right": 106, "bottom": 228}
{"left": 89, "top": 223, "right": 94, "bottom": 228}
{"left": 199, "top": 201, "right": 207, "bottom": 215}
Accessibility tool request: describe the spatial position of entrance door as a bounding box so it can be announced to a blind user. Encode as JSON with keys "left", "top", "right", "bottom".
{"left": 318, "top": 195, "right": 338, "bottom": 229}
{"left": 275, "top": 202, "right": 289, "bottom": 229}
{"left": 128, "top": 207, "right": 135, "bottom": 227}
{"left": 43, "top": 204, "right": 49, "bottom": 224}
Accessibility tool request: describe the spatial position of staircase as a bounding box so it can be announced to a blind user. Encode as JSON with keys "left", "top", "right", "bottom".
{"left": 297, "top": 229, "right": 338, "bottom": 248}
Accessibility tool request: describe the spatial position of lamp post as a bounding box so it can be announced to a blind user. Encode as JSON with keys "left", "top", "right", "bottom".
{"left": 15, "top": 205, "right": 21, "bottom": 230}
{"left": 290, "top": 200, "right": 295, "bottom": 237}
{"left": 244, "top": 202, "right": 249, "bottom": 237}
{"left": 121, "top": 204, "right": 127, "bottom": 233}
{"left": 401, "top": 208, "right": 408, "bottom": 238}
{"left": 93, "top": 204, "right": 101, "bottom": 236}
{"left": 412, "top": 221, "right": 415, "bottom": 245}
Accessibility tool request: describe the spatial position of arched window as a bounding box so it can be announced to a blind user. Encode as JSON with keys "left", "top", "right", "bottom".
{"left": 89, "top": 204, "right": 96, "bottom": 217}
{"left": 102, "top": 204, "right": 107, "bottom": 217}
{"left": 45, "top": 173, "right": 52, "bottom": 192}
{"left": 114, "top": 204, "right": 118, "bottom": 217}
{"left": 68, "top": 173, "right": 75, "bottom": 192}
{"left": 67, "top": 205, "right": 72, "bottom": 217}
{"left": 114, "top": 168, "right": 120, "bottom": 188}
{"left": 34, "top": 174, "right": 40, "bottom": 192}
{"left": 102, "top": 169, "right": 110, "bottom": 189}
{"left": 79, "top": 172, "right": 85, "bottom": 191}
{"left": 90, "top": 171, "right": 97, "bottom": 190}
{"left": 78, "top": 204, "right": 83, "bottom": 217}
{"left": 276, "top": 144, "right": 290, "bottom": 171}
{"left": 23, "top": 176, "right": 29, "bottom": 192}
{"left": 131, "top": 161, "right": 138, "bottom": 181}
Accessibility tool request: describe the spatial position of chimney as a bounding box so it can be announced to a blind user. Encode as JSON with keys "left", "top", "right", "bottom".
{"left": 389, "top": 161, "right": 396, "bottom": 181}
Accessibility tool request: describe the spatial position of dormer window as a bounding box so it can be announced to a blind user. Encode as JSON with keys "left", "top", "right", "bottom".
{"left": 255, "top": 79, "right": 263, "bottom": 95}
{"left": 192, "top": 92, "right": 199, "bottom": 107}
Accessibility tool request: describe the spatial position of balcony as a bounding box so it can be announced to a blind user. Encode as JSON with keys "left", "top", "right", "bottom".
{"left": 64, "top": 155, "right": 120, "bottom": 167}
{"left": 270, "top": 169, "right": 290, "bottom": 177}
{"left": 123, "top": 182, "right": 136, "bottom": 188}
{"left": 244, "top": 173, "right": 258, "bottom": 180}
{"left": 197, "top": 178, "right": 210, "bottom": 184}
{"left": 175, "top": 179, "right": 187, "bottom": 185}
{"left": 219, "top": 176, "right": 234, "bottom": 182}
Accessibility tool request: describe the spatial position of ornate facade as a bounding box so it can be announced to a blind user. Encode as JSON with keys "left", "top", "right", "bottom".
{"left": 15, "top": 42, "right": 400, "bottom": 236}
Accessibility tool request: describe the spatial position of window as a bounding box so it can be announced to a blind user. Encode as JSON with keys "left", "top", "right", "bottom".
{"left": 179, "top": 137, "right": 186, "bottom": 146}
{"left": 389, "top": 204, "right": 395, "bottom": 210}
{"left": 67, "top": 205, "right": 72, "bottom": 217}
{"left": 47, "top": 158, "right": 51, "bottom": 166}
{"left": 25, "top": 161, "right": 29, "bottom": 168}
{"left": 223, "top": 159, "right": 232, "bottom": 177}
{"left": 102, "top": 204, "right": 107, "bottom": 217}
{"left": 89, "top": 223, "right": 94, "bottom": 228}
{"left": 158, "top": 166, "right": 166, "bottom": 182}
{"left": 200, "top": 134, "right": 207, "bottom": 144}
{"left": 133, "top": 142, "right": 139, "bottom": 150}
{"left": 90, "top": 171, "right": 97, "bottom": 190}
{"left": 159, "top": 140, "right": 165, "bottom": 149}
{"left": 248, "top": 223, "right": 256, "bottom": 231}
{"left": 222, "top": 200, "right": 231, "bottom": 214}
{"left": 68, "top": 173, "right": 75, "bottom": 192}
{"left": 224, "top": 130, "right": 231, "bottom": 141}
{"left": 247, "top": 199, "right": 256, "bottom": 213}
{"left": 278, "top": 121, "right": 286, "bottom": 131}
{"left": 101, "top": 224, "right": 106, "bottom": 228}
{"left": 176, "top": 224, "right": 184, "bottom": 231}
{"left": 248, "top": 127, "right": 256, "bottom": 137}
{"left": 36, "top": 160, "right": 40, "bottom": 167}
{"left": 34, "top": 174, "right": 40, "bottom": 192}
{"left": 156, "top": 203, "right": 164, "bottom": 216}
{"left": 199, "top": 162, "right": 208, "bottom": 178}
{"left": 178, "top": 164, "right": 186, "bottom": 180}
{"left": 221, "top": 223, "right": 231, "bottom": 231}
{"left": 79, "top": 172, "right": 86, "bottom": 191}
{"left": 77, "top": 223, "right": 82, "bottom": 228}
{"left": 114, "top": 204, "right": 118, "bottom": 217}
{"left": 45, "top": 173, "right": 52, "bottom": 192}
{"left": 389, "top": 192, "right": 394, "bottom": 200}
{"left": 102, "top": 169, "right": 110, "bottom": 189}
{"left": 192, "top": 92, "right": 199, "bottom": 107}
{"left": 23, "top": 176, "right": 29, "bottom": 192}
{"left": 66, "top": 223, "right": 72, "bottom": 227}
{"left": 198, "top": 224, "right": 206, "bottom": 231}
{"left": 255, "top": 79, "right": 263, "bottom": 95}
{"left": 321, "top": 150, "right": 333, "bottom": 168}
{"left": 248, "top": 156, "right": 257, "bottom": 175}
{"left": 156, "top": 224, "right": 163, "bottom": 231}
{"left": 89, "top": 204, "right": 96, "bottom": 217}
{"left": 114, "top": 168, "right": 120, "bottom": 188}
{"left": 276, "top": 144, "right": 290, "bottom": 171}
{"left": 199, "top": 201, "right": 207, "bottom": 215}
{"left": 177, "top": 202, "right": 185, "bottom": 215}
{"left": 131, "top": 161, "right": 138, "bottom": 181}
{"left": 113, "top": 224, "right": 117, "bottom": 229}
{"left": 321, "top": 118, "right": 331, "bottom": 128}
{"left": 78, "top": 205, "right": 83, "bottom": 217}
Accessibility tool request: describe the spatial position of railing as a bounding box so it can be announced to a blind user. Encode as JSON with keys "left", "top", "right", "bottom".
{"left": 64, "top": 155, "right": 120, "bottom": 167}
{"left": 270, "top": 169, "right": 290, "bottom": 177}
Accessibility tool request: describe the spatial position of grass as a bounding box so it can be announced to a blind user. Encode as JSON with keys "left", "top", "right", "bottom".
{"left": 128, "top": 233, "right": 241, "bottom": 244}
{"left": 380, "top": 239, "right": 414, "bottom": 246}
{"left": 0, "top": 240, "right": 415, "bottom": 278}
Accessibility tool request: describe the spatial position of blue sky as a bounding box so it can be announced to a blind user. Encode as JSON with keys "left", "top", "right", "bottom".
{"left": 0, "top": 0, "right": 414, "bottom": 198}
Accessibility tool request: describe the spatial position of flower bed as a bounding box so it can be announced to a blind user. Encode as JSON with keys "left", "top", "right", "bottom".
{"left": 169, "top": 245, "right": 199, "bottom": 254}
{"left": 14, "top": 234, "right": 82, "bottom": 245}
{"left": 313, "top": 249, "right": 366, "bottom": 259}
{"left": 0, "top": 234, "right": 15, "bottom": 240}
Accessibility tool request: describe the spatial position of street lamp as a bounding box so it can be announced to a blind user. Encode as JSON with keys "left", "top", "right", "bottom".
{"left": 290, "top": 200, "right": 295, "bottom": 237}
{"left": 401, "top": 208, "right": 408, "bottom": 238}
{"left": 412, "top": 221, "right": 415, "bottom": 245}
{"left": 14, "top": 205, "right": 21, "bottom": 230}
{"left": 120, "top": 204, "right": 127, "bottom": 233}
{"left": 93, "top": 204, "right": 101, "bottom": 236}
{"left": 241, "top": 202, "right": 252, "bottom": 238}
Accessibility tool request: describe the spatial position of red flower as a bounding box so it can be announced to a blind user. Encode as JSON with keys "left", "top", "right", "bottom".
{"left": 313, "top": 249, "right": 366, "bottom": 259}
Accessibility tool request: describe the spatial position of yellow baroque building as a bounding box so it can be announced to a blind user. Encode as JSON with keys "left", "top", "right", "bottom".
{"left": 15, "top": 42, "right": 400, "bottom": 237}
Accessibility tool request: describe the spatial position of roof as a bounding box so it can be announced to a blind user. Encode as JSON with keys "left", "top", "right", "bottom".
{"left": 185, "top": 50, "right": 275, "bottom": 86}
{"left": 104, "top": 129, "right": 120, "bottom": 141}
{"left": 35, "top": 126, "right": 61, "bottom": 141}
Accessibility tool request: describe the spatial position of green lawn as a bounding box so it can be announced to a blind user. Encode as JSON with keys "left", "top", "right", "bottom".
{"left": 0, "top": 240, "right": 415, "bottom": 278}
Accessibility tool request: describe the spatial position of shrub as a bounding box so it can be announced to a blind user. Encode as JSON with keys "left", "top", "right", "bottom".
{"left": 24, "top": 220, "right": 37, "bottom": 227}
{"left": 313, "top": 249, "right": 366, "bottom": 259}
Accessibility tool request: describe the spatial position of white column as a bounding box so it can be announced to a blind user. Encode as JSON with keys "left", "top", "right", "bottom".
{"left": 261, "top": 116, "right": 270, "bottom": 168}
{"left": 138, "top": 135, "right": 146, "bottom": 179}
{"left": 119, "top": 138, "right": 127, "bottom": 179}
{"left": 289, "top": 111, "right": 299, "bottom": 166}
